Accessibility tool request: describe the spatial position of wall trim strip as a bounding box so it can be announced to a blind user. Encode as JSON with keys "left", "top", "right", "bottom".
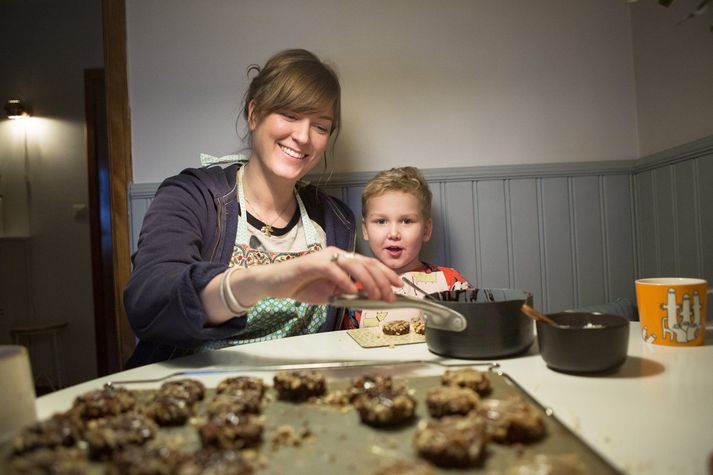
{"left": 129, "top": 134, "right": 712, "bottom": 195}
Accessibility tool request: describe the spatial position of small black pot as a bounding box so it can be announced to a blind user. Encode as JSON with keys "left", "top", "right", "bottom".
{"left": 425, "top": 289, "right": 535, "bottom": 359}
{"left": 536, "top": 312, "right": 629, "bottom": 373}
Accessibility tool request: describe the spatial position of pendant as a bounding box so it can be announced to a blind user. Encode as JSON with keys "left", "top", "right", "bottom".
{"left": 260, "top": 225, "right": 273, "bottom": 237}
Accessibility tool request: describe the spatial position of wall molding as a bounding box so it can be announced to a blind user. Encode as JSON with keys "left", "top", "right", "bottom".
{"left": 129, "top": 182, "right": 160, "bottom": 198}
{"left": 307, "top": 160, "right": 636, "bottom": 187}
{"left": 130, "top": 133, "right": 713, "bottom": 193}
{"left": 634, "top": 134, "right": 713, "bottom": 173}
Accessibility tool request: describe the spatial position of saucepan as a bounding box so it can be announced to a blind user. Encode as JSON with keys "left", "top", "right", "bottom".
{"left": 424, "top": 289, "right": 535, "bottom": 359}
{"left": 331, "top": 288, "right": 535, "bottom": 359}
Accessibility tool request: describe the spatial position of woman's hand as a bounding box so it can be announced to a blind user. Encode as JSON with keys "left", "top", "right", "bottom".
{"left": 201, "top": 247, "right": 402, "bottom": 325}
{"left": 258, "top": 246, "right": 402, "bottom": 304}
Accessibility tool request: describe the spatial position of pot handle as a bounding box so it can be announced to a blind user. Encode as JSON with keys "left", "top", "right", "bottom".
{"left": 330, "top": 293, "right": 468, "bottom": 332}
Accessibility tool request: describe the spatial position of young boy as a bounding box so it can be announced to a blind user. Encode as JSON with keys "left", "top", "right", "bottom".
{"left": 344, "top": 167, "right": 471, "bottom": 330}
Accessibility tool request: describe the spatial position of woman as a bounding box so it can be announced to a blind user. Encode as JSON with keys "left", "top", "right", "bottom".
{"left": 124, "top": 49, "right": 401, "bottom": 367}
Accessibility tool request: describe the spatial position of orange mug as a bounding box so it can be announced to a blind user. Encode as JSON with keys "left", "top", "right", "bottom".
{"left": 635, "top": 278, "right": 711, "bottom": 346}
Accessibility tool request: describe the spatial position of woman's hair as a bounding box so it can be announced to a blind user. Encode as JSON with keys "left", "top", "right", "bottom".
{"left": 361, "top": 167, "right": 432, "bottom": 220}
{"left": 242, "top": 49, "right": 341, "bottom": 142}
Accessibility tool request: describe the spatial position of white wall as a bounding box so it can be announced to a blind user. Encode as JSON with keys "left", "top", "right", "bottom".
{"left": 127, "top": 0, "right": 639, "bottom": 183}
{"left": 630, "top": 0, "right": 713, "bottom": 156}
{"left": 0, "top": 0, "right": 102, "bottom": 385}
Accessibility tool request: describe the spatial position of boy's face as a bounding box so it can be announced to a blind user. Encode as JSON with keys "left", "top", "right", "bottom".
{"left": 362, "top": 190, "right": 432, "bottom": 275}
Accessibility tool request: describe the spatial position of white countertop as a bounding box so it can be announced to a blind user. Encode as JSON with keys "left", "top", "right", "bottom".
{"left": 37, "top": 323, "right": 713, "bottom": 475}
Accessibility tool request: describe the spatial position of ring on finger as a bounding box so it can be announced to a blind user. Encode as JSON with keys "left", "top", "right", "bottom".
{"left": 330, "top": 252, "right": 340, "bottom": 263}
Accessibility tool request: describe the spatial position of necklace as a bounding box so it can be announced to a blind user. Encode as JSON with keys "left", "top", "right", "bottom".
{"left": 245, "top": 196, "right": 294, "bottom": 237}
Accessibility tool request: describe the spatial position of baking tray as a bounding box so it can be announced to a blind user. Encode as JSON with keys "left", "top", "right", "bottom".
{"left": 1, "top": 365, "right": 622, "bottom": 474}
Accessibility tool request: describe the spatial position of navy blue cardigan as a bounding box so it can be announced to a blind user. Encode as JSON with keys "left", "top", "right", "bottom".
{"left": 124, "top": 164, "right": 356, "bottom": 368}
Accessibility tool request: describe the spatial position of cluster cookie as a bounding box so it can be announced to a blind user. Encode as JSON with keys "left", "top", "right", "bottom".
{"left": 273, "top": 371, "right": 326, "bottom": 402}
{"left": 441, "top": 367, "right": 492, "bottom": 396}
{"left": 413, "top": 414, "right": 488, "bottom": 467}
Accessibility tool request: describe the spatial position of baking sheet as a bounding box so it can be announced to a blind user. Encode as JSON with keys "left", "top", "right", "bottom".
{"left": 2, "top": 366, "right": 622, "bottom": 474}
{"left": 346, "top": 327, "right": 426, "bottom": 348}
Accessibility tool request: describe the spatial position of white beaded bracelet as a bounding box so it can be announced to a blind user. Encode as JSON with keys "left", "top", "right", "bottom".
{"left": 220, "top": 266, "right": 250, "bottom": 315}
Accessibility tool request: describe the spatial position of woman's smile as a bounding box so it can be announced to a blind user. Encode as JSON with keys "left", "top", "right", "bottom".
{"left": 279, "top": 144, "right": 306, "bottom": 160}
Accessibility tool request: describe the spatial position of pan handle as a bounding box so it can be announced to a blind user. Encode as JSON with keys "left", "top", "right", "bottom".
{"left": 330, "top": 293, "right": 468, "bottom": 332}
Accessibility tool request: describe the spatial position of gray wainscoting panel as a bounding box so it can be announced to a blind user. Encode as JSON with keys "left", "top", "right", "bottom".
{"left": 344, "top": 185, "right": 368, "bottom": 255}
{"left": 674, "top": 160, "right": 701, "bottom": 277}
{"left": 127, "top": 183, "right": 159, "bottom": 256}
{"left": 602, "top": 174, "right": 636, "bottom": 303}
{"left": 425, "top": 183, "right": 446, "bottom": 266}
{"left": 441, "top": 181, "right": 477, "bottom": 285}
{"left": 127, "top": 140, "right": 711, "bottom": 315}
{"left": 540, "top": 177, "right": 576, "bottom": 312}
{"left": 635, "top": 171, "right": 658, "bottom": 278}
{"left": 475, "top": 180, "right": 511, "bottom": 289}
{"left": 508, "top": 179, "right": 544, "bottom": 309}
{"left": 128, "top": 166, "right": 636, "bottom": 313}
{"left": 700, "top": 157, "right": 713, "bottom": 283}
{"left": 634, "top": 153, "right": 713, "bottom": 283}
{"left": 572, "top": 176, "right": 606, "bottom": 309}
{"left": 654, "top": 167, "right": 677, "bottom": 275}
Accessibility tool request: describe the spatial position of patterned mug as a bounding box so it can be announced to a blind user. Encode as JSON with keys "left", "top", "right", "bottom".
{"left": 635, "top": 278, "right": 711, "bottom": 346}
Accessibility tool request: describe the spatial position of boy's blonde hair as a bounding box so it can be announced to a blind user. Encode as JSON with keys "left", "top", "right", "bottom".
{"left": 362, "top": 167, "right": 432, "bottom": 219}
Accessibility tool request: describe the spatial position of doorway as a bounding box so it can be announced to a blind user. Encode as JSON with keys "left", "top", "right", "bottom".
{"left": 85, "top": 68, "right": 121, "bottom": 375}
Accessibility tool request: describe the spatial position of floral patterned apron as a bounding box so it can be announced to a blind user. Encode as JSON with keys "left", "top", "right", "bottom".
{"left": 201, "top": 166, "right": 328, "bottom": 350}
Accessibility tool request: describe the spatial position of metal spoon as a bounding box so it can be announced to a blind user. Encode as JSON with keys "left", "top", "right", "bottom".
{"left": 521, "top": 303, "right": 560, "bottom": 326}
{"left": 330, "top": 293, "right": 468, "bottom": 332}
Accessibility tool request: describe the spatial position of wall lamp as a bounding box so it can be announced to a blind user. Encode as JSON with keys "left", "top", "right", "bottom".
{"left": 5, "top": 99, "right": 30, "bottom": 119}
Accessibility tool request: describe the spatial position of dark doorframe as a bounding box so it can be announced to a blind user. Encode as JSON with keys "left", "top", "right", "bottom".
{"left": 102, "top": 0, "right": 135, "bottom": 368}
{"left": 85, "top": 69, "right": 120, "bottom": 375}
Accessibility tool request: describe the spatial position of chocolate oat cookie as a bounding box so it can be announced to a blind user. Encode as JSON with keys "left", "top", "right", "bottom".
{"left": 216, "top": 376, "right": 266, "bottom": 399}
{"left": 413, "top": 320, "right": 426, "bottom": 335}
{"left": 199, "top": 412, "right": 264, "bottom": 450}
{"left": 413, "top": 415, "right": 488, "bottom": 468}
{"left": 145, "top": 394, "right": 193, "bottom": 427}
{"left": 478, "top": 396, "right": 546, "bottom": 444}
{"left": 208, "top": 390, "right": 264, "bottom": 416}
{"left": 107, "top": 444, "right": 190, "bottom": 475}
{"left": 273, "top": 371, "right": 326, "bottom": 402}
{"left": 382, "top": 320, "right": 410, "bottom": 335}
{"left": 425, "top": 386, "right": 481, "bottom": 418}
{"left": 12, "top": 412, "right": 81, "bottom": 455}
{"left": 72, "top": 384, "right": 136, "bottom": 420}
{"left": 158, "top": 379, "right": 205, "bottom": 403}
{"left": 6, "top": 447, "right": 87, "bottom": 475}
{"left": 83, "top": 413, "right": 157, "bottom": 460}
{"left": 441, "top": 368, "right": 492, "bottom": 396}
{"left": 347, "top": 374, "right": 393, "bottom": 402}
{"left": 353, "top": 386, "right": 417, "bottom": 427}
